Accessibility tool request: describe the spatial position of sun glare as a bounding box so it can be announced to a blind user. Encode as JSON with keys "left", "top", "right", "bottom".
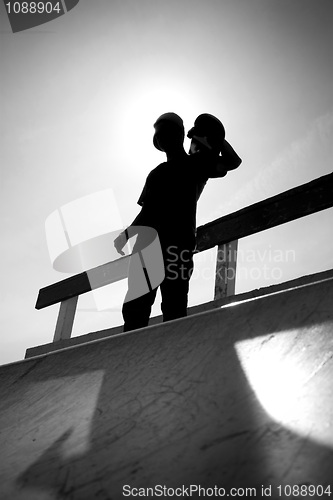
{"left": 116, "top": 78, "right": 202, "bottom": 166}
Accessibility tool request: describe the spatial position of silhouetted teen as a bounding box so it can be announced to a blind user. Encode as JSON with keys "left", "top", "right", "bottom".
{"left": 114, "top": 112, "right": 241, "bottom": 332}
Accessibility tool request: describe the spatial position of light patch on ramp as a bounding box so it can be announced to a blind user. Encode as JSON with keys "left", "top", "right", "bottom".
{"left": 235, "top": 329, "right": 333, "bottom": 448}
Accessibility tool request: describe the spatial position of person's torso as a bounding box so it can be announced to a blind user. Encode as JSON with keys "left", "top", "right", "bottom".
{"left": 138, "top": 155, "right": 210, "bottom": 246}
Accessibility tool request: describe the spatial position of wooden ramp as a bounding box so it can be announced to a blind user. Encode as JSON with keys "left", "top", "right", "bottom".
{"left": 0, "top": 277, "right": 333, "bottom": 499}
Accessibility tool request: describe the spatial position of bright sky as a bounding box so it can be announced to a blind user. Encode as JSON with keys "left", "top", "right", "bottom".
{"left": 1, "top": 0, "right": 332, "bottom": 365}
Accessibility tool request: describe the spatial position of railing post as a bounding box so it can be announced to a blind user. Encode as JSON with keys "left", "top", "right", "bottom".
{"left": 214, "top": 240, "right": 238, "bottom": 300}
{"left": 53, "top": 296, "right": 78, "bottom": 342}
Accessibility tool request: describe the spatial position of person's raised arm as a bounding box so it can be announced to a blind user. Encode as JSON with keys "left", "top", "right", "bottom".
{"left": 212, "top": 139, "right": 242, "bottom": 178}
{"left": 188, "top": 114, "right": 242, "bottom": 178}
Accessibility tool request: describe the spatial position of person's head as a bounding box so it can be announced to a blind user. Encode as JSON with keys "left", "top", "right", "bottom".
{"left": 187, "top": 114, "right": 225, "bottom": 155}
{"left": 153, "top": 113, "right": 185, "bottom": 154}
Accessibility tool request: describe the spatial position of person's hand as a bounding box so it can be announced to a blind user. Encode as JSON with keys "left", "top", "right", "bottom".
{"left": 190, "top": 135, "right": 212, "bottom": 154}
{"left": 114, "top": 231, "right": 127, "bottom": 256}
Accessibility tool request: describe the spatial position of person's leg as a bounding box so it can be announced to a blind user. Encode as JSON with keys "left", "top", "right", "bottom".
{"left": 160, "top": 246, "right": 194, "bottom": 322}
{"left": 122, "top": 238, "right": 159, "bottom": 332}
{"left": 122, "top": 287, "right": 157, "bottom": 332}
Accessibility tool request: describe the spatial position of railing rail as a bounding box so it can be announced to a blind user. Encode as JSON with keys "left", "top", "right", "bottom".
{"left": 36, "top": 172, "right": 333, "bottom": 342}
{"left": 196, "top": 172, "right": 333, "bottom": 251}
